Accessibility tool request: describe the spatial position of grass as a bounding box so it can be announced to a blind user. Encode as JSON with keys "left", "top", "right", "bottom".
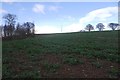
{"left": 2, "top": 30, "right": 119, "bottom": 78}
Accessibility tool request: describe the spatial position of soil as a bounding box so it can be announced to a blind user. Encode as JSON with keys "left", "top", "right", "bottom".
{"left": 3, "top": 52, "right": 120, "bottom": 78}
{"left": 39, "top": 54, "right": 119, "bottom": 78}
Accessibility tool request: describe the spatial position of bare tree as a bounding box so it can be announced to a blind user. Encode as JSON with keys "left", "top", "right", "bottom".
{"left": 15, "top": 22, "right": 35, "bottom": 37}
{"left": 85, "top": 24, "right": 94, "bottom": 32}
{"left": 0, "top": 25, "right": 3, "bottom": 38}
{"left": 23, "top": 22, "right": 35, "bottom": 36}
{"left": 15, "top": 23, "right": 26, "bottom": 36}
{"left": 2, "top": 13, "right": 35, "bottom": 39}
{"left": 108, "top": 23, "right": 119, "bottom": 31}
{"left": 15, "top": 23, "right": 21, "bottom": 36}
{"left": 3, "top": 13, "right": 17, "bottom": 37}
{"left": 96, "top": 23, "right": 105, "bottom": 31}
{"left": 3, "top": 24, "right": 7, "bottom": 37}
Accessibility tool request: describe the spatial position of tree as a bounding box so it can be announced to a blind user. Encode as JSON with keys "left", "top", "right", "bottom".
{"left": 8, "top": 24, "right": 15, "bottom": 36}
{"left": 15, "top": 23, "right": 21, "bottom": 36}
{"left": 85, "top": 24, "right": 94, "bottom": 32}
{"left": 3, "top": 24, "right": 7, "bottom": 37}
{"left": 2, "top": 13, "right": 35, "bottom": 39}
{"left": 3, "top": 13, "right": 17, "bottom": 37}
{"left": 0, "top": 25, "right": 3, "bottom": 38}
{"left": 96, "top": 23, "right": 105, "bottom": 31}
{"left": 108, "top": 23, "right": 119, "bottom": 31}
{"left": 15, "top": 23, "right": 27, "bottom": 36}
{"left": 31, "top": 24, "right": 35, "bottom": 36}
{"left": 23, "top": 22, "right": 35, "bottom": 36}
{"left": 117, "top": 24, "right": 120, "bottom": 30}
{"left": 15, "top": 22, "right": 35, "bottom": 37}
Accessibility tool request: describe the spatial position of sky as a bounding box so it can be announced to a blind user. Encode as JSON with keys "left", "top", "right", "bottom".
{"left": 0, "top": 0, "right": 119, "bottom": 34}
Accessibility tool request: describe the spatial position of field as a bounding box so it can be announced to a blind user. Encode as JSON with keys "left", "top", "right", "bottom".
{"left": 2, "top": 30, "right": 120, "bottom": 78}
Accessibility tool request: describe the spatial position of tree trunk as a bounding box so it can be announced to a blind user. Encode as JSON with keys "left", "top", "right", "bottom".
{"left": 89, "top": 29, "right": 90, "bottom": 32}
{"left": 99, "top": 28, "right": 102, "bottom": 31}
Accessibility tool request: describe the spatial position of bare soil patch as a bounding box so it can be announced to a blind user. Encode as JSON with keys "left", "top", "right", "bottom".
{"left": 3, "top": 52, "right": 120, "bottom": 78}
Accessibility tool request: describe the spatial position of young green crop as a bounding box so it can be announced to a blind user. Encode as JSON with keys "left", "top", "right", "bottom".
{"left": 63, "top": 54, "right": 84, "bottom": 65}
{"left": 108, "top": 68, "right": 119, "bottom": 78}
{"left": 43, "top": 61, "right": 60, "bottom": 73}
{"left": 2, "top": 30, "right": 119, "bottom": 78}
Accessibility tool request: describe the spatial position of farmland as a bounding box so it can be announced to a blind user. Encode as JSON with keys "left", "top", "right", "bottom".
{"left": 2, "top": 30, "right": 120, "bottom": 78}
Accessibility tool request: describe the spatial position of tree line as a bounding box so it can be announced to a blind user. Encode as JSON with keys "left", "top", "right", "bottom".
{"left": 84, "top": 23, "right": 120, "bottom": 32}
{"left": 1, "top": 13, "right": 35, "bottom": 40}
{"left": 1, "top": 13, "right": 119, "bottom": 39}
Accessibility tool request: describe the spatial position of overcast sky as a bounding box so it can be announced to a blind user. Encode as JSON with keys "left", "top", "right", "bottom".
{"left": 0, "top": 0, "right": 118, "bottom": 34}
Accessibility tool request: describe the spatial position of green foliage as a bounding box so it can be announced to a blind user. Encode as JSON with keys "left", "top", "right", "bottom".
{"left": 43, "top": 61, "right": 60, "bottom": 73}
{"left": 17, "top": 70, "right": 41, "bottom": 78}
{"left": 108, "top": 68, "right": 119, "bottom": 78}
{"left": 91, "top": 61, "right": 102, "bottom": 68}
{"left": 2, "top": 64, "right": 13, "bottom": 78}
{"left": 63, "top": 55, "right": 84, "bottom": 65}
{"left": 2, "top": 30, "right": 119, "bottom": 77}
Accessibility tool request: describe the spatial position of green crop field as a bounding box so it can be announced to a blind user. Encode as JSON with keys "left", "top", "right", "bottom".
{"left": 2, "top": 30, "right": 120, "bottom": 78}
